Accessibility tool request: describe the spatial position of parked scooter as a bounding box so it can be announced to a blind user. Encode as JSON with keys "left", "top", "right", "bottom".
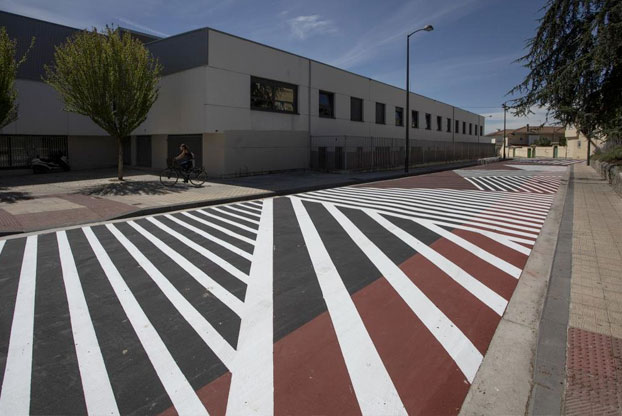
{"left": 31, "top": 154, "right": 70, "bottom": 173}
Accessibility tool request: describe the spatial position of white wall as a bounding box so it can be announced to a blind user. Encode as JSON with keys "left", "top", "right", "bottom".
{"left": 1, "top": 80, "right": 106, "bottom": 136}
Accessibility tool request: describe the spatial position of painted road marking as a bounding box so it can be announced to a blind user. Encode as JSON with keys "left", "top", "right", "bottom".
{"left": 56, "top": 231, "right": 120, "bottom": 416}
{"left": 321, "top": 201, "right": 483, "bottom": 383}
{"left": 291, "top": 197, "right": 408, "bottom": 415}
{"left": 180, "top": 212, "right": 256, "bottom": 246}
{"left": 197, "top": 209, "right": 259, "bottom": 234}
{"left": 82, "top": 227, "right": 209, "bottom": 416}
{"left": 0, "top": 236, "right": 37, "bottom": 416}
{"left": 212, "top": 207, "right": 261, "bottom": 225}
{"left": 227, "top": 199, "right": 274, "bottom": 416}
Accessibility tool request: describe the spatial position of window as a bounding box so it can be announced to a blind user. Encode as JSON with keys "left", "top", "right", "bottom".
{"left": 395, "top": 107, "right": 404, "bottom": 126}
{"left": 376, "top": 102, "right": 385, "bottom": 124}
{"left": 412, "top": 110, "right": 419, "bottom": 128}
{"left": 455, "top": 119, "right": 460, "bottom": 133}
{"left": 251, "top": 76, "right": 297, "bottom": 113}
{"left": 319, "top": 90, "right": 334, "bottom": 118}
{"left": 469, "top": 123, "right": 473, "bottom": 135}
{"left": 425, "top": 113, "right": 431, "bottom": 130}
{"left": 351, "top": 97, "right": 363, "bottom": 121}
{"left": 577, "top": 140, "right": 581, "bottom": 148}
{"left": 447, "top": 118, "right": 451, "bottom": 132}
{"left": 480, "top": 125, "right": 483, "bottom": 136}
{"left": 436, "top": 116, "right": 442, "bottom": 131}
{"left": 462, "top": 121, "right": 466, "bottom": 134}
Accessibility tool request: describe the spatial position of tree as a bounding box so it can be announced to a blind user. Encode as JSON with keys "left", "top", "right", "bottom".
{"left": 509, "top": 0, "right": 622, "bottom": 148}
{"left": 45, "top": 26, "right": 161, "bottom": 180}
{"left": 0, "top": 27, "right": 34, "bottom": 128}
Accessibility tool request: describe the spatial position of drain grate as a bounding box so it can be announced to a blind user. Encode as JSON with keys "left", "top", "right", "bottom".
{"left": 564, "top": 327, "right": 622, "bottom": 415}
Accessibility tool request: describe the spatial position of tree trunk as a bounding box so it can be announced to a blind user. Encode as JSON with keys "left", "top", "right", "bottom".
{"left": 117, "top": 136, "right": 124, "bottom": 180}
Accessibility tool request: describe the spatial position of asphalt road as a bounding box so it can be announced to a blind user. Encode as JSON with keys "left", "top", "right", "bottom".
{"left": 0, "top": 159, "right": 578, "bottom": 415}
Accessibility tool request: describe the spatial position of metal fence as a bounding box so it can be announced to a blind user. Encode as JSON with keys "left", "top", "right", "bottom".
{"left": 310, "top": 136, "right": 496, "bottom": 172}
{"left": 0, "top": 135, "right": 68, "bottom": 168}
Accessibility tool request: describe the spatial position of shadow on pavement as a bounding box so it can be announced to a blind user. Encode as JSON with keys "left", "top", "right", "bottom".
{"left": 0, "top": 168, "right": 159, "bottom": 187}
{"left": 0, "top": 187, "right": 33, "bottom": 203}
{"left": 79, "top": 180, "right": 190, "bottom": 196}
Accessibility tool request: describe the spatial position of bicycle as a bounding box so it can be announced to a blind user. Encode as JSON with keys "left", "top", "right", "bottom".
{"left": 160, "top": 159, "right": 209, "bottom": 187}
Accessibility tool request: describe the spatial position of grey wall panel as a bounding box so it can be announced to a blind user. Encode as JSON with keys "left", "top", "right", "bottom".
{"left": 146, "top": 29, "right": 208, "bottom": 75}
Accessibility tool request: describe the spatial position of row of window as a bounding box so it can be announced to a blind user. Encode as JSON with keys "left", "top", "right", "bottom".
{"left": 250, "top": 76, "right": 483, "bottom": 135}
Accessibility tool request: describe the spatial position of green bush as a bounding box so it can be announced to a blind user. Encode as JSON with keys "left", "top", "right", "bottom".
{"left": 592, "top": 145, "right": 622, "bottom": 163}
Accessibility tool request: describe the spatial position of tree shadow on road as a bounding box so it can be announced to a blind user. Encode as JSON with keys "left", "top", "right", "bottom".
{"left": 79, "top": 180, "right": 192, "bottom": 196}
{"left": 0, "top": 187, "right": 33, "bottom": 203}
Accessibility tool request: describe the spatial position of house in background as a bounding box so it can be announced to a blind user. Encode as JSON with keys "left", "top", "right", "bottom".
{"left": 0, "top": 11, "right": 491, "bottom": 176}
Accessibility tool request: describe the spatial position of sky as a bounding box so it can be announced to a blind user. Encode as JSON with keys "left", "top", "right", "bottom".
{"left": 1, "top": 0, "right": 555, "bottom": 134}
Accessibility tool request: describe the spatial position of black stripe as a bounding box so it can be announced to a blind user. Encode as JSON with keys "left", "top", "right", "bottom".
{"left": 90, "top": 225, "right": 228, "bottom": 411}
{"left": 193, "top": 208, "right": 258, "bottom": 239}
{"left": 273, "top": 198, "right": 327, "bottom": 342}
{"left": 216, "top": 206, "right": 261, "bottom": 226}
{"left": 0, "top": 238, "right": 26, "bottom": 391}
{"left": 168, "top": 212, "right": 255, "bottom": 252}
{"left": 121, "top": 219, "right": 242, "bottom": 345}
{"left": 30, "top": 233, "right": 87, "bottom": 416}
{"left": 67, "top": 228, "right": 170, "bottom": 416}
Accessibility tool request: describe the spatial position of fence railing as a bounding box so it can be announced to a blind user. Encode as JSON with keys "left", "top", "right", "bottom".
{"left": 0, "top": 135, "right": 68, "bottom": 168}
{"left": 310, "top": 135, "right": 495, "bottom": 172}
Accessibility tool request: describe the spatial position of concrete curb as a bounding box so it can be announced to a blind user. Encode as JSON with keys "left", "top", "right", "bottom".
{"left": 459, "top": 164, "right": 571, "bottom": 416}
{"left": 1, "top": 159, "right": 487, "bottom": 237}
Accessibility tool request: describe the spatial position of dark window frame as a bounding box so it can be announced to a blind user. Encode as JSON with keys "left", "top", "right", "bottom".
{"left": 350, "top": 97, "right": 364, "bottom": 122}
{"left": 462, "top": 121, "right": 466, "bottom": 134}
{"left": 425, "top": 113, "right": 432, "bottom": 130}
{"left": 455, "top": 119, "right": 460, "bottom": 133}
{"left": 319, "top": 90, "right": 335, "bottom": 118}
{"left": 436, "top": 115, "right": 442, "bottom": 131}
{"left": 376, "top": 102, "right": 386, "bottom": 124}
{"left": 447, "top": 118, "right": 451, "bottom": 132}
{"left": 395, "top": 106, "right": 404, "bottom": 126}
{"left": 480, "top": 125, "right": 483, "bottom": 136}
{"left": 250, "top": 76, "right": 298, "bottom": 114}
{"left": 469, "top": 123, "right": 473, "bottom": 135}
{"left": 412, "top": 110, "right": 419, "bottom": 128}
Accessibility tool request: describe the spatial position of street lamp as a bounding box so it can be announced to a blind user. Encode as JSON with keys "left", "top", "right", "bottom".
{"left": 405, "top": 24, "right": 433, "bottom": 172}
{"left": 502, "top": 103, "right": 508, "bottom": 159}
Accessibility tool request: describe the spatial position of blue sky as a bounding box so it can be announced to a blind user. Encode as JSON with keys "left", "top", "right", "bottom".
{"left": 1, "top": 0, "right": 553, "bottom": 133}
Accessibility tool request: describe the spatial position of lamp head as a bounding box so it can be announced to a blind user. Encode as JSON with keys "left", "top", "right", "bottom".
{"left": 423, "top": 25, "right": 434, "bottom": 31}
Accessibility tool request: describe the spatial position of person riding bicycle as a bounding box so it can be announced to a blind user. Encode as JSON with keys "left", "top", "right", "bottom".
{"left": 174, "top": 144, "right": 194, "bottom": 182}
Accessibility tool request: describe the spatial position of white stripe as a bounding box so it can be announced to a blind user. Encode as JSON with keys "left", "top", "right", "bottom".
{"left": 488, "top": 177, "right": 523, "bottom": 192}
{"left": 212, "top": 207, "right": 260, "bottom": 225}
{"left": 326, "top": 188, "right": 544, "bottom": 228}
{"left": 319, "top": 201, "right": 483, "bottom": 383}
{"left": 464, "top": 177, "right": 485, "bottom": 190}
{"left": 0, "top": 240, "right": 5, "bottom": 255}
{"left": 145, "top": 218, "right": 250, "bottom": 286}
{"left": 406, "top": 187, "right": 553, "bottom": 206}
{"left": 197, "top": 210, "right": 258, "bottom": 234}
{"left": 414, "top": 220, "right": 522, "bottom": 278}
{"left": 245, "top": 201, "right": 263, "bottom": 208}
{"left": 503, "top": 176, "right": 547, "bottom": 193}
{"left": 82, "top": 227, "right": 209, "bottom": 416}
{"left": 123, "top": 221, "right": 245, "bottom": 316}
{"left": 366, "top": 211, "right": 507, "bottom": 315}
{"left": 351, "top": 188, "right": 549, "bottom": 220}
{"left": 468, "top": 177, "right": 496, "bottom": 191}
{"left": 290, "top": 197, "right": 407, "bottom": 415}
{"left": 296, "top": 196, "right": 534, "bottom": 255}
{"left": 226, "top": 199, "right": 274, "bottom": 416}
{"left": 226, "top": 205, "right": 261, "bottom": 218}
{"left": 56, "top": 231, "right": 120, "bottom": 416}
{"left": 0, "top": 236, "right": 37, "bottom": 416}
{"left": 179, "top": 213, "right": 256, "bottom": 246}
{"left": 162, "top": 215, "right": 253, "bottom": 261}
{"left": 238, "top": 203, "right": 262, "bottom": 213}
{"left": 304, "top": 192, "right": 541, "bottom": 239}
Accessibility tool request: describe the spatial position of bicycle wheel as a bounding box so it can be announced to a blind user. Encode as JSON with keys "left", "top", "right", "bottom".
{"left": 189, "top": 168, "right": 208, "bottom": 186}
{"left": 160, "top": 168, "right": 179, "bottom": 186}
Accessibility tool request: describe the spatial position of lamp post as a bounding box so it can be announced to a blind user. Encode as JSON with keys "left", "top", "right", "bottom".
{"left": 502, "top": 103, "right": 507, "bottom": 159}
{"left": 405, "top": 24, "right": 433, "bottom": 172}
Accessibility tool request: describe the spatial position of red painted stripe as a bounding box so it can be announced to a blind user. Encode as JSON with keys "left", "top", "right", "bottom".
{"left": 352, "top": 275, "right": 470, "bottom": 415}
{"left": 273, "top": 311, "right": 361, "bottom": 416}
{"left": 451, "top": 228, "right": 529, "bottom": 270}
{"left": 159, "top": 372, "right": 231, "bottom": 416}
{"left": 430, "top": 234, "right": 518, "bottom": 300}
{"left": 360, "top": 171, "right": 479, "bottom": 190}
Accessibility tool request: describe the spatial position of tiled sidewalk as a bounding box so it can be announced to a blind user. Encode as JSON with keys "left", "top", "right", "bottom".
{"left": 564, "top": 163, "right": 622, "bottom": 415}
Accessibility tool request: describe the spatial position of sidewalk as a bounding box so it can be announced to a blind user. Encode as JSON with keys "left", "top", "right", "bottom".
{"left": 0, "top": 160, "right": 479, "bottom": 235}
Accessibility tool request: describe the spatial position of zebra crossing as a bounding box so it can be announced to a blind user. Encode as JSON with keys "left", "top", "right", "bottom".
{"left": 0, "top": 163, "right": 567, "bottom": 415}
{"left": 509, "top": 158, "right": 582, "bottom": 166}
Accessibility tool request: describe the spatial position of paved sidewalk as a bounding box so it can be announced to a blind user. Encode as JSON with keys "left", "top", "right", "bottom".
{"left": 0, "top": 161, "right": 479, "bottom": 235}
{"left": 563, "top": 163, "right": 622, "bottom": 414}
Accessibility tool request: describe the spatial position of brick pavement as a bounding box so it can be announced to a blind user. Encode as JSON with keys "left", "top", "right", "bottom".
{"left": 564, "top": 163, "right": 622, "bottom": 415}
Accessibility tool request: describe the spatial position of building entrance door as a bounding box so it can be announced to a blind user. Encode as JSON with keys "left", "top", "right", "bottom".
{"left": 527, "top": 148, "right": 532, "bottom": 158}
{"left": 553, "top": 146, "right": 558, "bottom": 158}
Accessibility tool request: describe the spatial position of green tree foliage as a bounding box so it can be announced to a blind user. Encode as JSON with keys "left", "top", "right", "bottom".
{"left": 509, "top": 0, "right": 622, "bottom": 143}
{"left": 45, "top": 26, "right": 161, "bottom": 179}
{"left": 0, "top": 27, "right": 34, "bottom": 128}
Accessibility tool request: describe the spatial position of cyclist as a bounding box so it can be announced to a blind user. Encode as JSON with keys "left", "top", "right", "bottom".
{"left": 174, "top": 144, "right": 194, "bottom": 183}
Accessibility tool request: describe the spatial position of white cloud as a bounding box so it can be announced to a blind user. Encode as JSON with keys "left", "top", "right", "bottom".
{"left": 116, "top": 17, "right": 170, "bottom": 37}
{"left": 287, "top": 15, "right": 336, "bottom": 40}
